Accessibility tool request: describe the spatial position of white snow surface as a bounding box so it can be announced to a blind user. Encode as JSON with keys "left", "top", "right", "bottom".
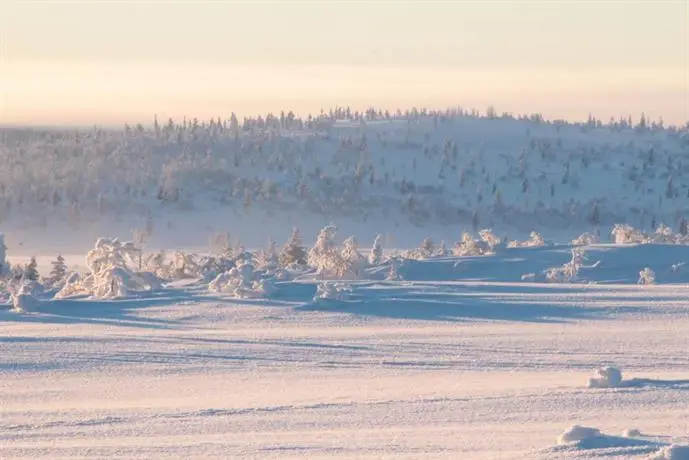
{"left": 2, "top": 243, "right": 689, "bottom": 459}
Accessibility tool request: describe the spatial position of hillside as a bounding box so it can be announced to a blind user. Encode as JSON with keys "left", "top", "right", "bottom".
{"left": 1, "top": 108, "right": 688, "bottom": 253}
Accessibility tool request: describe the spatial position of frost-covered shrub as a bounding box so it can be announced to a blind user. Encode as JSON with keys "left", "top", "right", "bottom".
{"left": 507, "top": 231, "right": 546, "bottom": 248}
{"left": 313, "top": 281, "right": 352, "bottom": 302}
{"left": 169, "top": 251, "right": 202, "bottom": 279}
{"left": 611, "top": 224, "right": 646, "bottom": 244}
{"left": 478, "top": 228, "right": 501, "bottom": 251}
{"left": 55, "top": 237, "right": 161, "bottom": 299}
{"left": 453, "top": 232, "right": 491, "bottom": 256}
{"left": 650, "top": 223, "right": 675, "bottom": 243}
{"left": 544, "top": 248, "right": 586, "bottom": 283}
{"left": 208, "top": 257, "right": 276, "bottom": 298}
{"left": 587, "top": 366, "right": 623, "bottom": 388}
{"left": 572, "top": 232, "right": 599, "bottom": 246}
{"left": 308, "top": 225, "right": 344, "bottom": 278}
{"left": 339, "top": 236, "right": 366, "bottom": 279}
{"left": 638, "top": 267, "right": 656, "bottom": 285}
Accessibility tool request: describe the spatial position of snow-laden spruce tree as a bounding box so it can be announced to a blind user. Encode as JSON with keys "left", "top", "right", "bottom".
{"left": 49, "top": 255, "right": 68, "bottom": 288}
{"left": 308, "top": 225, "right": 342, "bottom": 278}
{"left": 23, "top": 257, "right": 39, "bottom": 281}
{"left": 339, "top": 236, "right": 366, "bottom": 278}
{"left": 255, "top": 238, "right": 279, "bottom": 271}
{"left": 279, "top": 227, "right": 307, "bottom": 267}
{"left": 368, "top": 234, "right": 384, "bottom": 265}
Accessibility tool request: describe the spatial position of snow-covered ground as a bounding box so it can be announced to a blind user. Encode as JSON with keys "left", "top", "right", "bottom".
{"left": 2, "top": 240, "right": 689, "bottom": 459}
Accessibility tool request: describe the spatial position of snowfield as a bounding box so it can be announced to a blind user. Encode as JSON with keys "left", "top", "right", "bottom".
{"left": 3, "top": 238, "right": 689, "bottom": 459}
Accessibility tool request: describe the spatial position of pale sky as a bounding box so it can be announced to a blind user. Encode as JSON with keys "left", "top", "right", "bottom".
{"left": 1, "top": 1, "right": 687, "bottom": 126}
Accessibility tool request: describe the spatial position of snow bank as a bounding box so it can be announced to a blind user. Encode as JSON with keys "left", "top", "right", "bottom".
{"left": 587, "top": 366, "right": 623, "bottom": 388}
{"left": 558, "top": 425, "right": 602, "bottom": 445}
{"left": 648, "top": 445, "right": 689, "bottom": 460}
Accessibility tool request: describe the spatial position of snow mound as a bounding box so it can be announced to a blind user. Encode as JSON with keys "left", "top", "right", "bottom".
{"left": 558, "top": 425, "right": 602, "bottom": 444}
{"left": 587, "top": 366, "right": 623, "bottom": 388}
{"left": 551, "top": 424, "right": 666, "bottom": 456}
{"left": 649, "top": 444, "right": 689, "bottom": 460}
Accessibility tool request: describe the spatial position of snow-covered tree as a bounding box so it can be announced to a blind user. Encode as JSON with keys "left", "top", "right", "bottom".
{"left": 418, "top": 237, "right": 435, "bottom": 258}
{"left": 49, "top": 254, "right": 68, "bottom": 286}
{"left": 339, "top": 236, "right": 366, "bottom": 278}
{"left": 255, "top": 238, "right": 279, "bottom": 270}
{"left": 279, "top": 228, "right": 307, "bottom": 267}
{"left": 368, "top": 234, "right": 384, "bottom": 265}
{"left": 308, "top": 225, "right": 342, "bottom": 278}
{"left": 56, "top": 237, "right": 161, "bottom": 299}
{"left": 23, "top": 256, "right": 39, "bottom": 281}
